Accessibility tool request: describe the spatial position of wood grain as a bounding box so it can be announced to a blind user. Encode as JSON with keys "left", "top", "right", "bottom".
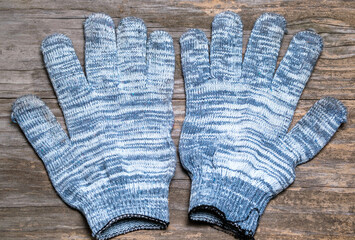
{"left": 0, "top": 0, "right": 354, "bottom": 239}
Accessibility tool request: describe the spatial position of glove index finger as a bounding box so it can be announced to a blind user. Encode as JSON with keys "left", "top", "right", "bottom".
{"left": 41, "top": 34, "right": 88, "bottom": 97}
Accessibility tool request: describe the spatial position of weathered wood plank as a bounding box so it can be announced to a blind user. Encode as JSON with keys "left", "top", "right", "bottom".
{"left": 0, "top": 184, "right": 354, "bottom": 239}
{"left": 0, "top": 8, "right": 354, "bottom": 99}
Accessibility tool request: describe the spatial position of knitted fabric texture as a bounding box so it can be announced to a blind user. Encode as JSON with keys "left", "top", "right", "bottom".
{"left": 11, "top": 13, "right": 176, "bottom": 240}
{"left": 179, "top": 11, "right": 347, "bottom": 239}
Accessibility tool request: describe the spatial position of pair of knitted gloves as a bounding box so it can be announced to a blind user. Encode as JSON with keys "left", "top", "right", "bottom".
{"left": 11, "top": 12, "right": 347, "bottom": 240}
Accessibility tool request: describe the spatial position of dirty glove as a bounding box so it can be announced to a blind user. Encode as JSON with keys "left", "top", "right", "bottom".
{"left": 179, "top": 11, "right": 347, "bottom": 238}
{"left": 11, "top": 13, "right": 175, "bottom": 240}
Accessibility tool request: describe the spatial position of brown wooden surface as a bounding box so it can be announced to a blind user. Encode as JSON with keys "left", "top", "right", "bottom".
{"left": 0, "top": 0, "right": 354, "bottom": 239}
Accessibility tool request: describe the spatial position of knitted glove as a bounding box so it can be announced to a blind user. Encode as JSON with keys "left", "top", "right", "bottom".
{"left": 11, "top": 13, "right": 175, "bottom": 240}
{"left": 179, "top": 11, "right": 347, "bottom": 238}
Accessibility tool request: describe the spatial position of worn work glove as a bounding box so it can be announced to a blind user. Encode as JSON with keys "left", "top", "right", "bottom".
{"left": 179, "top": 11, "right": 347, "bottom": 238}
{"left": 11, "top": 13, "right": 175, "bottom": 240}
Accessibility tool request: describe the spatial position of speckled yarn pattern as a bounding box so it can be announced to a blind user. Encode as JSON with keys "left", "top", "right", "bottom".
{"left": 179, "top": 11, "right": 347, "bottom": 238}
{"left": 11, "top": 13, "right": 176, "bottom": 240}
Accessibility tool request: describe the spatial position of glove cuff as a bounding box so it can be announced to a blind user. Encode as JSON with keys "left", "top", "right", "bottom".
{"left": 189, "top": 171, "right": 273, "bottom": 238}
{"left": 80, "top": 177, "right": 170, "bottom": 240}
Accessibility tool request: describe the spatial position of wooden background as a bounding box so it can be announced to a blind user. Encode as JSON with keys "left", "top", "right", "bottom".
{"left": 0, "top": 0, "right": 354, "bottom": 239}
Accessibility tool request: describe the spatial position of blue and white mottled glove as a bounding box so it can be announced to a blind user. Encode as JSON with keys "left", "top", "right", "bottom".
{"left": 11, "top": 13, "right": 175, "bottom": 240}
{"left": 179, "top": 11, "right": 347, "bottom": 238}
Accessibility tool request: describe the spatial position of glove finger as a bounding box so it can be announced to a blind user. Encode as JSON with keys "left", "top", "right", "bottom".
{"left": 241, "top": 13, "right": 286, "bottom": 85}
{"left": 147, "top": 30, "right": 175, "bottom": 97}
{"left": 41, "top": 33, "right": 90, "bottom": 109}
{"left": 116, "top": 17, "right": 147, "bottom": 88}
{"left": 270, "top": 31, "right": 323, "bottom": 138}
{"left": 211, "top": 11, "right": 243, "bottom": 81}
{"left": 84, "top": 13, "right": 119, "bottom": 86}
{"left": 11, "top": 95, "right": 71, "bottom": 166}
{"left": 283, "top": 97, "right": 347, "bottom": 166}
{"left": 42, "top": 34, "right": 95, "bottom": 140}
{"left": 180, "top": 29, "right": 210, "bottom": 90}
{"left": 42, "top": 34, "right": 88, "bottom": 97}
